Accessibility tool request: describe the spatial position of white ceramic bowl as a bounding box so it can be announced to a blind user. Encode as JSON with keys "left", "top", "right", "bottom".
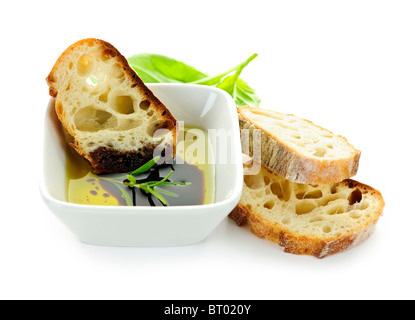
{"left": 40, "top": 83, "right": 243, "bottom": 246}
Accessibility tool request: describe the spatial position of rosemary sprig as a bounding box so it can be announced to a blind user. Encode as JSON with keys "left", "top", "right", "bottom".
{"left": 105, "top": 156, "right": 191, "bottom": 206}
{"left": 130, "top": 156, "right": 161, "bottom": 176}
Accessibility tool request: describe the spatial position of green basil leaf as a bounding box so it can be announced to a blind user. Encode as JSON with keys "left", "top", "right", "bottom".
{"left": 217, "top": 74, "right": 239, "bottom": 99}
{"left": 234, "top": 78, "right": 261, "bottom": 108}
{"left": 128, "top": 54, "right": 208, "bottom": 83}
{"left": 127, "top": 53, "right": 260, "bottom": 108}
{"left": 216, "top": 74, "right": 260, "bottom": 108}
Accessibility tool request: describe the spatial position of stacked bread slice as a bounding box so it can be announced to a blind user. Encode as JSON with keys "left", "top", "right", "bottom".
{"left": 230, "top": 106, "right": 385, "bottom": 258}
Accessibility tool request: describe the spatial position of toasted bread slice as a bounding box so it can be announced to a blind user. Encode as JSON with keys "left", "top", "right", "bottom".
{"left": 47, "top": 38, "right": 177, "bottom": 173}
{"left": 238, "top": 106, "right": 361, "bottom": 184}
{"left": 229, "top": 159, "right": 385, "bottom": 258}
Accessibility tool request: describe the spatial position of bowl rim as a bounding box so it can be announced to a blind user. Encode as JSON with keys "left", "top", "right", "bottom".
{"left": 40, "top": 83, "right": 243, "bottom": 213}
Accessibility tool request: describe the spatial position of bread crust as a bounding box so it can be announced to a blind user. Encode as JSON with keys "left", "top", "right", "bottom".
{"left": 238, "top": 106, "right": 361, "bottom": 184}
{"left": 229, "top": 179, "right": 385, "bottom": 259}
{"left": 88, "top": 146, "right": 155, "bottom": 174}
{"left": 46, "top": 38, "right": 177, "bottom": 173}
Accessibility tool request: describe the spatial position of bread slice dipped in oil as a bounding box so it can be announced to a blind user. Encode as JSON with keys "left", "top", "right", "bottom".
{"left": 47, "top": 38, "right": 177, "bottom": 173}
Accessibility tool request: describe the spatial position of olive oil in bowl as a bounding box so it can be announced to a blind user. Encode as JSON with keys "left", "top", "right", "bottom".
{"left": 66, "top": 127, "right": 215, "bottom": 206}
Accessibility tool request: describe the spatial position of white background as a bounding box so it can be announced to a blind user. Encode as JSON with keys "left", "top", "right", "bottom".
{"left": 1, "top": 0, "right": 414, "bottom": 300}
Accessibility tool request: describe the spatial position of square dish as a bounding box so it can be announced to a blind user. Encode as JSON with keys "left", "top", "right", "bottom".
{"left": 40, "top": 83, "right": 243, "bottom": 246}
